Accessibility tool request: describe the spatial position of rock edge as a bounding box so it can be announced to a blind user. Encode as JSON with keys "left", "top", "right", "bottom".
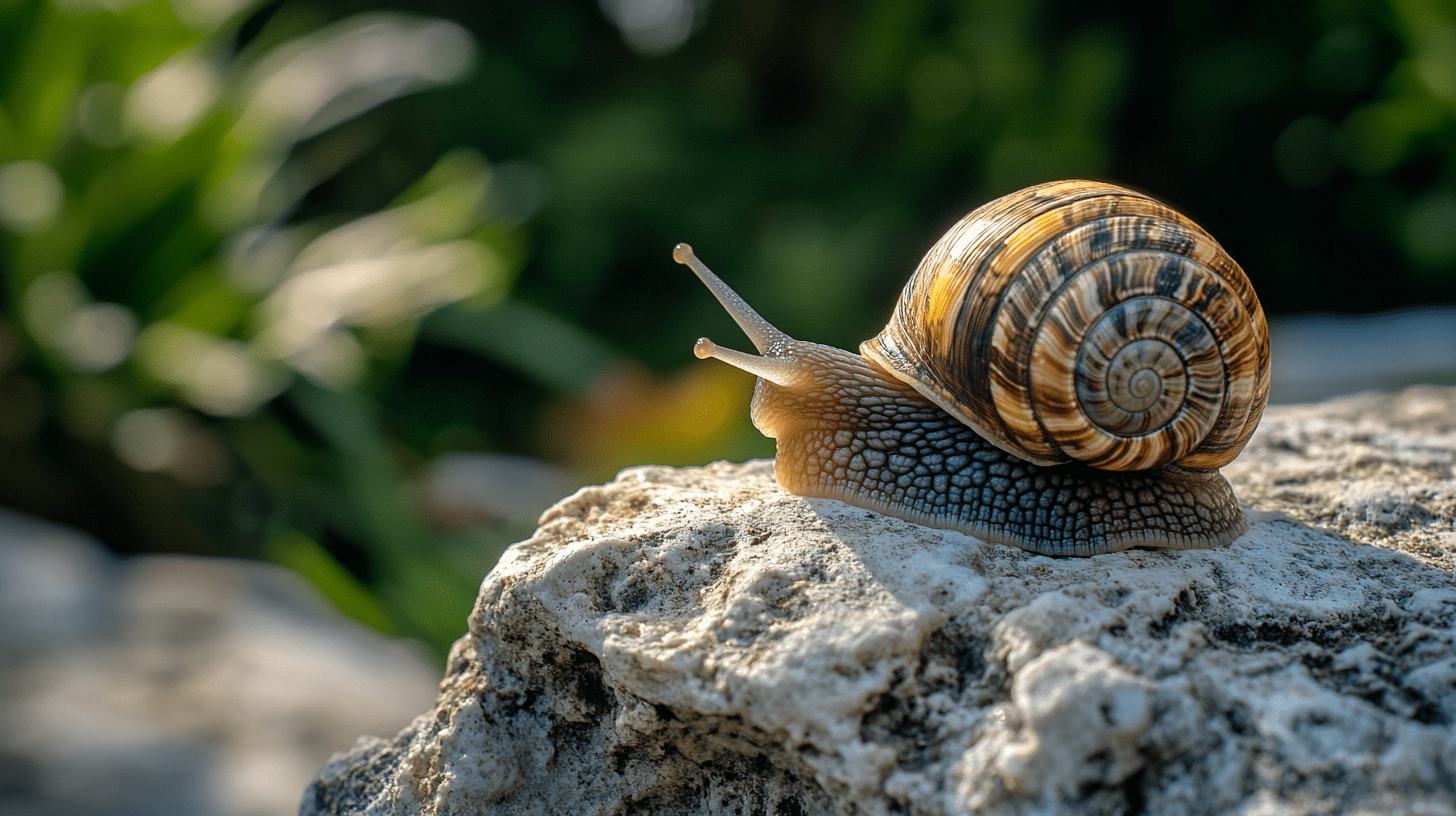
{"left": 303, "top": 387, "right": 1456, "bottom": 816}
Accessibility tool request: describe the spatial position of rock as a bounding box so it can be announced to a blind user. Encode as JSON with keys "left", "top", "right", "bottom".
{"left": 0, "top": 509, "right": 441, "bottom": 816}
{"left": 1224, "top": 385, "right": 1456, "bottom": 572}
{"left": 302, "top": 387, "right": 1456, "bottom": 816}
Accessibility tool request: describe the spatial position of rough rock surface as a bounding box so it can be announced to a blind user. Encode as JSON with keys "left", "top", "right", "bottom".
{"left": 303, "top": 386, "right": 1456, "bottom": 816}
{"left": 1225, "top": 386, "right": 1456, "bottom": 573}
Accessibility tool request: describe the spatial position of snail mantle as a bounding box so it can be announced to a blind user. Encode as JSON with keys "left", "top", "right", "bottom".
{"left": 303, "top": 387, "right": 1456, "bottom": 816}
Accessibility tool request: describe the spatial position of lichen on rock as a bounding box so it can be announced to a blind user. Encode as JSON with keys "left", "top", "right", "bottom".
{"left": 303, "top": 387, "right": 1456, "bottom": 816}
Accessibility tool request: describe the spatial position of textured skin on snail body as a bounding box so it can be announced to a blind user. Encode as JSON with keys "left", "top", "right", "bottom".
{"left": 674, "top": 180, "right": 1267, "bottom": 557}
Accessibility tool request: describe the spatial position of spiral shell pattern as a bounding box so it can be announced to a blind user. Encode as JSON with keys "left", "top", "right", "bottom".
{"left": 862, "top": 180, "right": 1269, "bottom": 471}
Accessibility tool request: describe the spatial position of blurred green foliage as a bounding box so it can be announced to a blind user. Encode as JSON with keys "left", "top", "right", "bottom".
{"left": 0, "top": 0, "right": 1452, "bottom": 659}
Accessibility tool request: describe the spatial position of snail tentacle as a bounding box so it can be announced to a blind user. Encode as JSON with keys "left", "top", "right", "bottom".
{"left": 675, "top": 243, "right": 789, "bottom": 354}
{"left": 692, "top": 337, "right": 801, "bottom": 388}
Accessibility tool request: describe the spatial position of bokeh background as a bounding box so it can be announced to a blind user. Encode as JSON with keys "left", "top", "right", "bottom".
{"left": 1, "top": 0, "right": 1454, "bottom": 661}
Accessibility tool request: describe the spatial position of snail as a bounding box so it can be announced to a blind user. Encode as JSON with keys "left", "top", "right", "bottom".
{"left": 675, "top": 180, "right": 1269, "bottom": 557}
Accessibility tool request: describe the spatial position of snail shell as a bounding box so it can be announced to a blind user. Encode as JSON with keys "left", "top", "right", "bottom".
{"left": 864, "top": 180, "right": 1269, "bottom": 473}
{"left": 675, "top": 180, "right": 1269, "bottom": 556}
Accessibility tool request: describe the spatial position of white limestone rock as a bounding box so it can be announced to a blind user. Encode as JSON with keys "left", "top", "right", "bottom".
{"left": 1225, "top": 385, "right": 1456, "bottom": 573}
{"left": 303, "top": 387, "right": 1456, "bottom": 815}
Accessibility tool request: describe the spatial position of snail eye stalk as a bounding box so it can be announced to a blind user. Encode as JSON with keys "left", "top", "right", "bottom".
{"left": 673, "top": 243, "right": 789, "bottom": 355}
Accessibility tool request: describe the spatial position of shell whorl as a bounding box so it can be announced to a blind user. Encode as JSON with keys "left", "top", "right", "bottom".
{"left": 862, "top": 180, "right": 1270, "bottom": 472}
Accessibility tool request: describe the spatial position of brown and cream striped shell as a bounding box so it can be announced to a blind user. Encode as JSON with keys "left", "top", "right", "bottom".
{"left": 861, "top": 179, "right": 1270, "bottom": 473}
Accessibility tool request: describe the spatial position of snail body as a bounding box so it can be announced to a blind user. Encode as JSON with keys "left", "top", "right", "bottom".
{"left": 676, "top": 180, "right": 1269, "bottom": 557}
